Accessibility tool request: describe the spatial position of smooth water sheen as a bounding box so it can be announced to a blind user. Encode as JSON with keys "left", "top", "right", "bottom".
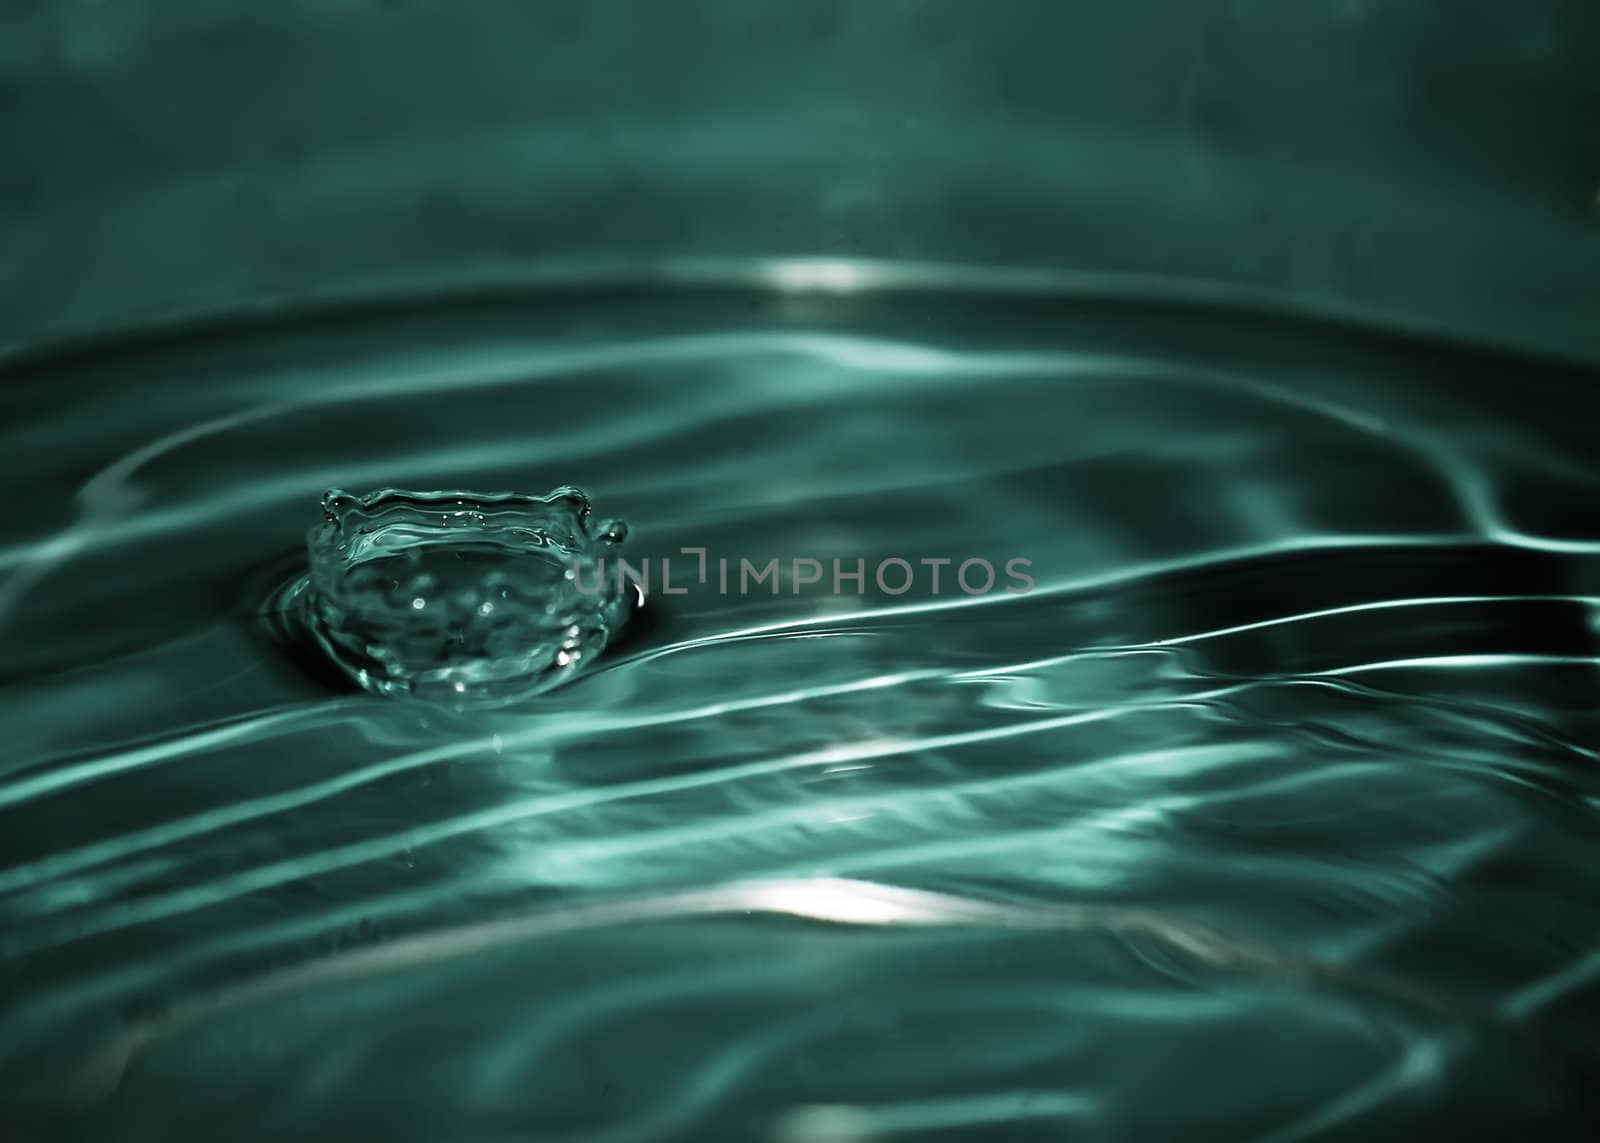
{"left": 1, "top": 284, "right": 1598, "bottom": 1141}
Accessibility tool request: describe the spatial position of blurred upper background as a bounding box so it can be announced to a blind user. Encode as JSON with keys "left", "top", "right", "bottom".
{"left": 2, "top": 0, "right": 1596, "bottom": 361}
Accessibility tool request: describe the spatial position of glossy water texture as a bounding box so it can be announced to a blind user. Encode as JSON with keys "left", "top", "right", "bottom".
{"left": 1, "top": 285, "right": 1598, "bottom": 1141}
{"left": 298, "top": 485, "right": 634, "bottom": 706}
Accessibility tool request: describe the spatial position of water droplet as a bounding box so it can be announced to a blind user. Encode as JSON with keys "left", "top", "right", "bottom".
{"left": 298, "top": 486, "right": 636, "bottom": 707}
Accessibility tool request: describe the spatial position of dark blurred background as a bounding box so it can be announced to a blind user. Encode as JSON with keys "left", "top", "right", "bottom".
{"left": 2, "top": 0, "right": 1597, "bottom": 360}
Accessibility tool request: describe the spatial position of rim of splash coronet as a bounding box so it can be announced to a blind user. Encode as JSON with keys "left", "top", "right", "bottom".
{"left": 297, "top": 485, "right": 636, "bottom": 707}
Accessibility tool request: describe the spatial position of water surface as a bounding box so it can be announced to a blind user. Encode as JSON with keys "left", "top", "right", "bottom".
{"left": 2, "top": 282, "right": 1598, "bottom": 1140}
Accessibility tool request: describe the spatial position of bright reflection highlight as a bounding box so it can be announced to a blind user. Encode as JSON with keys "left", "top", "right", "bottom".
{"left": 770, "top": 259, "right": 867, "bottom": 293}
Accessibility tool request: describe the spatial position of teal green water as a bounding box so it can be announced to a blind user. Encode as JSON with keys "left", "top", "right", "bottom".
{"left": 2, "top": 281, "right": 1599, "bottom": 1140}
{"left": 296, "top": 485, "right": 636, "bottom": 706}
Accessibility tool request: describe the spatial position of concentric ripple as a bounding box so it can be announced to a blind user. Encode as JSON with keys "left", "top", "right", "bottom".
{"left": 0, "top": 285, "right": 1597, "bottom": 1141}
